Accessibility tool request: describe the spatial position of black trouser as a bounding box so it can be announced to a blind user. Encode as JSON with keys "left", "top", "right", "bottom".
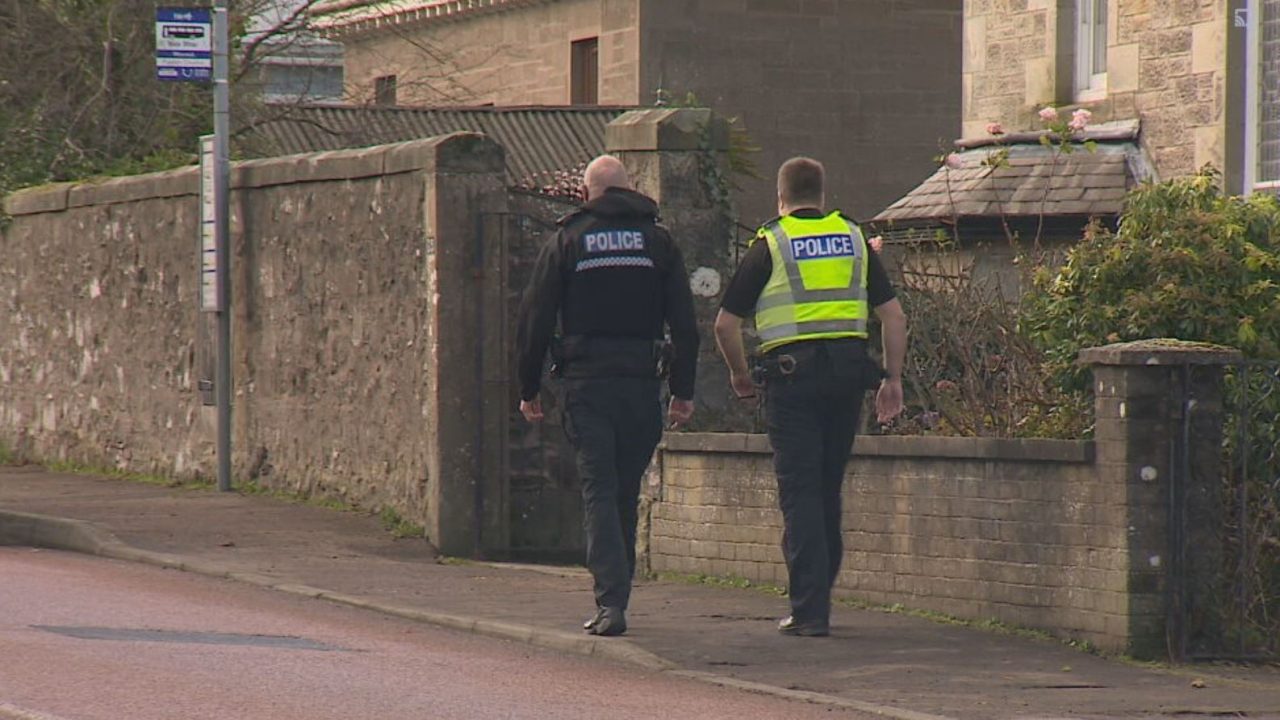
{"left": 561, "top": 376, "right": 663, "bottom": 611}
{"left": 763, "top": 340, "right": 876, "bottom": 625}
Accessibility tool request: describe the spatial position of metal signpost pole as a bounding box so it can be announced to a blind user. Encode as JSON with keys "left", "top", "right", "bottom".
{"left": 212, "top": 0, "right": 232, "bottom": 492}
{"left": 159, "top": 4, "right": 230, "bottom": 491}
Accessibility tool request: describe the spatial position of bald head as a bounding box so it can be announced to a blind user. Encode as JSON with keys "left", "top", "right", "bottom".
{"left": 583, "top": 155, "right": 631, "bottom": 200}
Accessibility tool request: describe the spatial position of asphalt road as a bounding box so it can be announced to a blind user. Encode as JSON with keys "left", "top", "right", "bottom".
{"left": 0, "top": 547, "right": 866, "bottom": 720}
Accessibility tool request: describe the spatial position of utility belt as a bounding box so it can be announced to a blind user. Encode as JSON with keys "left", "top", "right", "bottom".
{"left": 551, "top": 335, "right": 672, "bottom": 380}
{"left": 750, "top": 338, "right": 882, "bottom": 386}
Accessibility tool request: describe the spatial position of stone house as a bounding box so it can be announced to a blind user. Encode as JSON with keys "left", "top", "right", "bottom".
{"left": 307, "top": 0, "right": 963, "bottom": 225}
{"left": 957, "top": 0, "right": 1280, "bottom": 194}
{"left": 871, "top": 0, "right": 1280, "bottom": 288}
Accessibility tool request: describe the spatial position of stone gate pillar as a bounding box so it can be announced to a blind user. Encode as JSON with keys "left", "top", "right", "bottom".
{"left": 1080, "top": 339, "right": 1241, "bottom": 659}
{"left": 605, "top": 108, "right": 745, "bottom": 429}
{"left": 415, "top": 133, "right": 509, "bottom": 558}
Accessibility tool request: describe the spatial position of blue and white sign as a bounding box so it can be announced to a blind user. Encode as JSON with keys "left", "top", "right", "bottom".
{"left": 156, "top": 7, "right": 212, "bottom": 82}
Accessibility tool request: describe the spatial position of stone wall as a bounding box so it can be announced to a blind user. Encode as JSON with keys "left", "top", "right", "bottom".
{"left": 0, "top": 134, "right": 509, "bottom": 557}
{"left": 338, "top": 0, "right": 641, "bottom": 106}
{"left": 646, "top": 341, "right": 1241, "bottom": 657}
{"left": 963, "top": 0, "right": 1233, "bottom": 181}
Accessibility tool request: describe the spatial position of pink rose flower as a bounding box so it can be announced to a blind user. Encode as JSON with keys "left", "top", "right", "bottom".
{"left": 944, "top": 153, "right": 964, "bottom": 169}
{"left": 1068, "top": 108, "right": 1092, "bottom": 132}
{"left": 985, "top": 122, "right": 1005, "bottom": 136}
{"left": 1038, "top": 106, "right": 1059, "bottom": 123}
{"left": 868, "top": 235, "right": 884, "bottom": 253}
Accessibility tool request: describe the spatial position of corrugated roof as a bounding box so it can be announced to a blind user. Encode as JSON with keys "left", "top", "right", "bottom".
{"left": 247, "top": 103, "right": 634, "bottom": 186}
{"left": 874, "top": 120, "right": 1154, "bottom": 225}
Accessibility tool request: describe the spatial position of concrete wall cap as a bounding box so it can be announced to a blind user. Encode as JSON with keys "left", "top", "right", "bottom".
{"left": 663, "top": 432, "right": 1093, "bottom": 463}
{"left": 3, "top": 183, "right": 74, "bottom": 216}
{"left": 383, "top": 132, "right": 505, "bottom": 176}
{"left": 1077, "top": 339, "right": 1244, "bottom": 366}
{"left": 67, "top": 167, "right": 199, "bottom": 208}
{"left": 606, "top": 108, "right": 730, "bottom": 152}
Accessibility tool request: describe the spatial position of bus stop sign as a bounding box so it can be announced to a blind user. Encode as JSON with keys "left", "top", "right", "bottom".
{"left": 156, "top": 7, "right": 213, "bottom": 82}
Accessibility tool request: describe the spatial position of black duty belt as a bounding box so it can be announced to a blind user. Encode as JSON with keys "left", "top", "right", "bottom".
{"left": 752, "top": 339, "right": 882, "bottom": 383}
{"left": 552, "top": 335, "right": 671, "bottom": 379}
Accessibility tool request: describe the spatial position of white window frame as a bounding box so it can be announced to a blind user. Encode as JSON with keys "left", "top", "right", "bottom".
{"left": 1243, "top": 0, "right": 1280, "bottom": 194}
{"left": 1075, "top": 0, "right": 1109, "bottom": 101}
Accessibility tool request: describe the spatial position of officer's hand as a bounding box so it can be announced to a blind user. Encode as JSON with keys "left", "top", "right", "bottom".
{"left": 876, "top": 378, "right": 904, "bottom": 424}
{"left": 730, "top": 371, "right": 757, "bottom": 400}
{"left": 667, "top": 397, "right": 694, "bottom": 428}
{"left": 520, "top": 398, "right": 544, "bottom": 423}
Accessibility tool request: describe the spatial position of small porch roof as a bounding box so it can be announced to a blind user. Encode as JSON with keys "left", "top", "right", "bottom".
{"left": 873, "top": 120, "right": 1153, "bottom": 228}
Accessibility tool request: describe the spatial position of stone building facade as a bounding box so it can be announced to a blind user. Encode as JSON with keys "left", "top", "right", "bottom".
{"left": 310, "top": 0, "right": 963, "bottom": 223}
{"left": 962, "top": 0, "right": 1268, "bottom": 195}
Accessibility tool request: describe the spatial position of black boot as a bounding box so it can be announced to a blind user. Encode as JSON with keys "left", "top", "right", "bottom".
{"left": 777, "top": 615, "right": 829, "bottom": 637}
{"left": 585, "top": 606, "right": 627, "bottom": 636}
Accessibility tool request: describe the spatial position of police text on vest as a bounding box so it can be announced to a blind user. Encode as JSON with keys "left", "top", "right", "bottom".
{"left": 790, "top": 234, "right": 857, "bottom": 260}
{"left": 583, "top": 230, "right": 646, "bottom": 253}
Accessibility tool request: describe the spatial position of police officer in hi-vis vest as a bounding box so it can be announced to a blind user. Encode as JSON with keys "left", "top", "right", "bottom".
{"left": 517, "top": 155, "right": 699, "bottom": 637}
{"left": 714, "top": 156, "right": 906, "bottom": 636}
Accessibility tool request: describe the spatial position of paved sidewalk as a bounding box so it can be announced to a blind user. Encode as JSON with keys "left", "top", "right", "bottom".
{"left": 2, "top": 466, "right": 1278, "bottom": 720}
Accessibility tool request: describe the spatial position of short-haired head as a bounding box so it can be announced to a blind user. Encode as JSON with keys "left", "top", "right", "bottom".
{"left": 583, "top": 155, "right": 631, "bottom": 201}
{"left": 777, "top": 156, "right": 825, "bottom": 212}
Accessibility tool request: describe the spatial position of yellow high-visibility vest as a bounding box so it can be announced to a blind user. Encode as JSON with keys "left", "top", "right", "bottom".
{"left": 753, "top": 212, "right": 870, "bottom": 353}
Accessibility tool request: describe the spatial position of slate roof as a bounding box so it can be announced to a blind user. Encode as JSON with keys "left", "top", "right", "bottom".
{"left": 874, "top": 120, "right": 1153, "bottom": 226}
{"left": 247, "top": 103, "right": 633, "bottom": 186}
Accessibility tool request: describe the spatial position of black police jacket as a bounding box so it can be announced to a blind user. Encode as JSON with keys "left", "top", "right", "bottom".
{"left": 516, "top": 187, "right": 700, "bottom": 402}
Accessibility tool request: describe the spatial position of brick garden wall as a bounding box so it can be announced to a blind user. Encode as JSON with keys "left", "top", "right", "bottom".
{"left": 647, "top": 433, "right": 1141, "bottom": 650}
{"left": 646, "top": 342, "right": 1241, "bottom": 659}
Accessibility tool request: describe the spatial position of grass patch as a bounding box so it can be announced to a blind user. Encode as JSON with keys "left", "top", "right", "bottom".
{"left": 656, "top": 571, "right": 787, "bottom": 596}
{"left": 437, "top": 556, "right": 470, "bottom": 566}
{"left": 36, "top": 456, "right": 426, "bottom": 543}
{"left": 233, "top": 480, "right": 355, "bottom": 513}
{"left": 0, "top": 442, "right": 15, "bottom": 466}
{"left": 379, "top": 506, "right": 425, "bottom": 539}
{"left": 841, "top": 599, "right": 1067, "bottom": 646}
{"left": 658, "top": 570, "right": 1108, "bottom": 657}
{"left": 45, "top": 458, "right": 212, "bottom": 490}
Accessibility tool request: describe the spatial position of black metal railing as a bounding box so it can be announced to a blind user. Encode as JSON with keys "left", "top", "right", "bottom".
{"left": 1172, "top": 361, "right": 1280, "bottom": 661}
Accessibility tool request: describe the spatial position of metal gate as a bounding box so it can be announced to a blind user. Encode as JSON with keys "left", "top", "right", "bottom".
{"left": 1170, "top": 361, "right": 1280, "bottom": 661}
{"left": 496, "top": 190, "right": 585, "bottom": 562}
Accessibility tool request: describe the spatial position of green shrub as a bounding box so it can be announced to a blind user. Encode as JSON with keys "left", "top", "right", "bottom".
{"left": 1022, "top": 168, "right": 1280, "bottom": 390}
{"left": 1022, "top": 168, "right": 1280, "bottom": 655}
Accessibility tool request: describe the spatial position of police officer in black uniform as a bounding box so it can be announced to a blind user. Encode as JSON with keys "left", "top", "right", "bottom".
{"left": 714, "top": 157, "right": 907, "bottom": 636}
{"left": 516, "top": 155, "right": 699, "bottom": 637}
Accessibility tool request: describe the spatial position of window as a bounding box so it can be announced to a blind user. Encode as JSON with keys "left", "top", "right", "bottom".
{"left": 374, "top": 74, "right": 397, "bottom": 106}
{"left": 1075, "top": 0, "right": 1108, "bottom": 99}
{"left": 1256, "top": 0, "right": 1280, "bottom": 191}
{"left": 570, "top": 37, "right": 599, "bottom": 105}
